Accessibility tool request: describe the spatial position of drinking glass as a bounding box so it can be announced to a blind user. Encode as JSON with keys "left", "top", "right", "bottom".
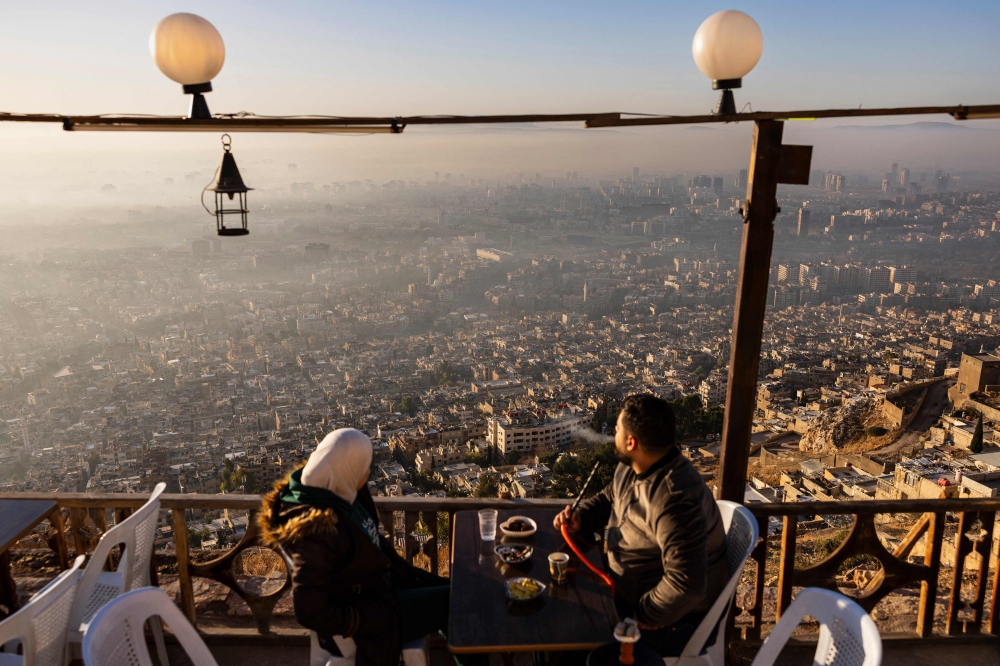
{"left": 549, "top": 552, "right": 570, "bottom": 583}
{"left": 479, "top": 509, "right": 498, "bottom": 541}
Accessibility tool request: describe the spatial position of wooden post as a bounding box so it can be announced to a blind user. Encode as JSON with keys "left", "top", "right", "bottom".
{"left": 988, "top": 512, "right": 1000, "bottom": 635}
{"left": 946, "top": 511, "right": 974, "bottom": 635}
{"left": 967, "top": 511, "right": 995, "bottom": 633}
{"left": 917, "top": 512, "right": 945, "bottom": 637}
{"left": 172, "top": 508, "right": 197, "bottom": 624}
{"left": 775, "top": 514, "right": 797, "bottom": 621}
{"left": 69, "top": 508, "right": 88, "bottom": 557}
{"left": 743, "top": 516, "right": 769, "bottom": 640}
{"left": 48, "top": 507, "right": 69, "bottom": 570}
{"left": 717, "top": 120, "right": 785, "bottom": 503}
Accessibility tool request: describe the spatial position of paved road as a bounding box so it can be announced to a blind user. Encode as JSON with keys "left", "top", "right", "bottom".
{"left": 878, "top": 378, "right": 955, "bottom": 455}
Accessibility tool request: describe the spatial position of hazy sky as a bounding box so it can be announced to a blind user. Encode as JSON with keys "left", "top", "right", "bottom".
{"left": 2, "top": 0, "right": 1000, "bottom": 216}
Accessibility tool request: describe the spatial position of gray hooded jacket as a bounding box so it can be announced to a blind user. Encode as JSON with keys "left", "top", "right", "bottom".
{"left": 576, "top": 447, "right": 728, "bottom": 628}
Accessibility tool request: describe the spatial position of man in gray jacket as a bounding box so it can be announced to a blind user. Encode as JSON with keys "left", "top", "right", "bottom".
{"left": 554, "top": 393, "right": 728, "bottom": 657}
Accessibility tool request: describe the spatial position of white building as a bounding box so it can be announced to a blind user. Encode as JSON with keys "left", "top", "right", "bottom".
{"left": 487, "top": 409, "right": 592, "bottom": 455}
{"left": 698, "top": 371, "right": 728, "bottom": 407}
{"left": 476, "top": 248, "right": 517, "bottom": 263}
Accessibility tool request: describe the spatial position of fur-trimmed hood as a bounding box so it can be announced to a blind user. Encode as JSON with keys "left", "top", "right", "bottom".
{"left": 257, "top": 474, "right": 340, "bottom": 549}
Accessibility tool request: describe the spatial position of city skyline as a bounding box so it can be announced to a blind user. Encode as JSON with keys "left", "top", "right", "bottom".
{"left": 3, "top": 1, "right": 1000, "bottom": 220}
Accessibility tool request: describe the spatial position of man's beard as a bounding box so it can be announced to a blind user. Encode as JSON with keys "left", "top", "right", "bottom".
{"left": 614, "top": 447, "right": 631, "bottom": 465}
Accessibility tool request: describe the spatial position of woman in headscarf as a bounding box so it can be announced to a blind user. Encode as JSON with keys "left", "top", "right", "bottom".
{"left": 260, "top": 428, "right": 450, "bottom": 666}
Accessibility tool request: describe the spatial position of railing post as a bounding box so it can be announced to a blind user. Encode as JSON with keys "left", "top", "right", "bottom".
{"left": 946, "top": 511, "right": 975, "bottom": 635}
{"left": 968, "top": 511, "right": 995, "bottom": 634}
{"left": 989, "top": 511, "right": 1000, "bottom": 635}
{"left": 917, "top": 512, "right": 945, "bottom": 638}
{"left": 172, "top": 507, "right": 197, "bottom": 625}
{"left": 743, "top": 516, "right": 768, "bottom": 641}
{"left": 775, "top": 514, "right": 797, "bottom": 621}
{"left": 425, "top": 511, "right": 439, "bottom": 576}
{"left": 47, "top": 507, "right": 69, "bottom": 570}
{"left": 403, "top": 511, "right": 420, "bottom": 566}
{"left": 717, "top": 119, "right": 784, "bottom": 503}
{"left": 91, "top": 508, "right": 114, "bottom": 571}
{"left": 69, "top": 508, "right": 87, "bottom": 557}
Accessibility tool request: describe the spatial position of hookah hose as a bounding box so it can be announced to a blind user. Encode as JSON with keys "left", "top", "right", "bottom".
{"left": 561, "top": 523, "right": 615, "bottom": 598}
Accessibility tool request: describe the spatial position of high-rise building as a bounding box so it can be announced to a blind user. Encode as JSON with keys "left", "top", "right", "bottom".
{"left": 736, "top": 169, "right": 748, "bottom": 189}
{"left": 900, "top": 168, "right": 910, "bottom": 188}
{"left": 632, "top": 167, "right": 639, "bottom": 183}
{"left": 713, "top": 177, "right": 724, "bottom": 195}
{"left": 863, "top": 266, "right": 893, "bottom": 293}
{"left": 798, "top": 264, "right": 811, "bottom": 284}
{"left": 890, "top": 163, "right": 898, "bottom": 183}
{"left": 777, "top": 264, "right": 792, "bottom": 282}
{"left": 889, "top": 266, "right": 917, "bottom": 284}
{"left": 881, "top": 178, "right": 890, "bottom": 193}
{"left": 797, "top": 208, "right": 811, "bottom": 236}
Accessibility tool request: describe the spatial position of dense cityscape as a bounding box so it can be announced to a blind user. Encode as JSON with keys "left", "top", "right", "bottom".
{"left": 4, "top": 158, "right": 1000, "bottom": 553}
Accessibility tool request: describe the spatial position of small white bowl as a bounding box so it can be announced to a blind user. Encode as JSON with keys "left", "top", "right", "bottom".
{"left": 499, "top": 516, "right": 537, "bottom": 538}
{"left": 505, "top": 577, "right": 546, "bottom": 602}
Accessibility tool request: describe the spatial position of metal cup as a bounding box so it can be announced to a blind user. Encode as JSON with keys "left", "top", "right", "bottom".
{"left": 548, "top": 552, "right": 570, "bottom": 584}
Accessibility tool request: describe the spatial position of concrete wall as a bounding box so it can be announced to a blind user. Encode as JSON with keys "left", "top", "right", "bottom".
{"left": 882, "top": 376, "right": 946, "bottom": 427}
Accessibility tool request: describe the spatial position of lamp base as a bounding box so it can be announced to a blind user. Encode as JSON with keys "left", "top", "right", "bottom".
{"left": 713, "top": 89, "right": 737, "bottom": 115}
{"left": 217, "top": 228, "right": 249, "bottom": 237}
{"left": 712, "top": 78, "right": 742, "bottom": 90}
{"left": 183, "top": 82, "right": 213, "bottom": 120}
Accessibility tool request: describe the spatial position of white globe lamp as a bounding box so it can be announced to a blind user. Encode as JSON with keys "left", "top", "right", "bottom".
{"left": 150, "top": 13, "right": 226, "bottom": 119}
{"left": 692, "top": 10, "right": 763, "bottom": 115}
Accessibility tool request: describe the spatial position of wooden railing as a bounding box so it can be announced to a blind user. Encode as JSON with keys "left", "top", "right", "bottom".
{"left": 2, "top": 492, "right": 999, "bottom": 644}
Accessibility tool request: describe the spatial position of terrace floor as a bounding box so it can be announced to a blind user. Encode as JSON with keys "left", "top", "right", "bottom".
{"left": 153, "top": 631, "right": 1000, "bottom": 666}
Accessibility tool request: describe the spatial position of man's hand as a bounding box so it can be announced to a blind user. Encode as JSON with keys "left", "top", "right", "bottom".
{"left": 553, "top": 506, "right": 581, "bottom": 534}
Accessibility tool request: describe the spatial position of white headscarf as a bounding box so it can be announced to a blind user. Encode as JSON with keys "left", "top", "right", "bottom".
{"left": 301, "top": 428, "right": 373, "bottom": 504}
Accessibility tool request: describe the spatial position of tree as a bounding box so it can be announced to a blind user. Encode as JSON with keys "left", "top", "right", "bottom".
{"left": 401, "top": 395, "right": 419, "bottom": 417}
{"left": 473, "top": 475, "right": 499, "bottom": 498}
{"left": 971, "top": 414, "right": 985, "bottom": 454}
{"left": 435, "top": 360, "right": 458, "bottom": 386}
{"left": 549, "top": 441, "right": 619, "bottom": 499}
{"left": 188, "top": 526, "right": 211, "bottom": 547}
{"left": 410, "top": 471, "right": 445, "bottom": 493}
{"left": 220, "top": 462, "right": 259, "bottom": 494}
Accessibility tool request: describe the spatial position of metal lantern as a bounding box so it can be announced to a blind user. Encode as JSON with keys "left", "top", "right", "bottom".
{"left": 208, "top": 134, "right": 252, "bottom": 236}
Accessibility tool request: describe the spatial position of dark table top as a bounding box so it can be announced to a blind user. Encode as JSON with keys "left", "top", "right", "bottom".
{"left": 448, "top": 508, "right": 617, "bottom": 654}
{"left": 0, "top": 499, "right": 57, "bottom": 553}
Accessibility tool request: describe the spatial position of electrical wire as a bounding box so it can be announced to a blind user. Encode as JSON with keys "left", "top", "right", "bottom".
{"left": 201, "top": 165, "right": 220, "bottom": 217}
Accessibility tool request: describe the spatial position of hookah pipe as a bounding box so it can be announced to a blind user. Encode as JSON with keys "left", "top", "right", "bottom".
{"left": 560, "top": 462, "right": 615, "bottom": 597}
{"left": 562, "top": 462, "right": 643, "bottom": 665}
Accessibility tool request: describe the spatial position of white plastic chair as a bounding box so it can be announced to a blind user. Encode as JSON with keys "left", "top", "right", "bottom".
{"left": 68, "top": 483, "right": 167, "bottom": 666}
{"left": 82, "top": 587, "right": 218, "bottom": 666}
{"left": 0, "top": 555, "right": 85, "bottom": 666}
{"left": 278, "top": 548, "right": 428, "bottom": 666}
{"left": 749, "top": 588, "right": 881, "bottom": 666}
{"left": 662, "top": 500, "right": 759, "bottom": 666}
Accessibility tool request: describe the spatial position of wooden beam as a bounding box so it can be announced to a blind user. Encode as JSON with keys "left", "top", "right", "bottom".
{"left": 1, "top": 102, "right": 1000, "bottom": 133}
{"left": 7, "top": 491, "right": 1000, "bottom": 516}
{"left": 717, "top": 119, "right": 784, "bottom": 503}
